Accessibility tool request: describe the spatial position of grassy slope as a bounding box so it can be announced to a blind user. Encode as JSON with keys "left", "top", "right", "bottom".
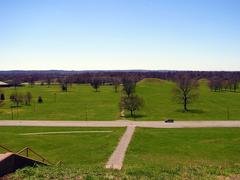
{"left": 0, "top": 126, "right": 124, "bottom": 167}
{"left": 0, "top": 79, "right": 239, "bottom": 120}
{"left": 123, "top": 128, "right": 240, "bottom": 177}
{"left": 11, "top": 128, "right": 240, "bottom": 179}
{"left": 133, "top": 78, "right": 240, "bottom": 120}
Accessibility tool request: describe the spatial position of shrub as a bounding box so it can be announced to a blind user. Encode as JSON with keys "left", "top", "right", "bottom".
{"left": 0, "top": 93, "right": 5, "bottom": 101}
{"left": 38, "top": 96, "right": 43, "bottom": 103}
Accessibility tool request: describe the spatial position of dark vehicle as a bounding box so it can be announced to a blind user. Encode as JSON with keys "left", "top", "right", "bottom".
{"left": 164, "top": 119, "right": 174, "bottom": 123}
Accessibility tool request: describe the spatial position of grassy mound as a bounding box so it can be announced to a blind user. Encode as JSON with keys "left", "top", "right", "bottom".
{"left": 0, "top": 127, "right": 124, "bottom": 167}
{"left": 137, "top": 78, "right": 166, "bottom": 85}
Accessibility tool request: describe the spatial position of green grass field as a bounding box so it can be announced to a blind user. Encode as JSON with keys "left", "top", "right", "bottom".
{"left": 0, "top": 84, "right": 121, "bottom": 120}
{"left": 122, "top": 128, "right": 240, "bottom": 179}
{"left": 8, "top": 127, "right": 240, "bottom": 179}
{"left": 136, "top": 78, "right": 240, "bottom": 120}
{"left": 0, "top": 78, "right": 239, "bottom": 120}
{"left": 125, "top": 128, "right": 240, "bottom": 168}
{"left": 0, "top": 126, "right": 124, "bottom": 167}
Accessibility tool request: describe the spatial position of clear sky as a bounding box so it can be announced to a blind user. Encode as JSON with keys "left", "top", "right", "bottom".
{"left": 0, "top": 0, "right": 240, "bottom": 71}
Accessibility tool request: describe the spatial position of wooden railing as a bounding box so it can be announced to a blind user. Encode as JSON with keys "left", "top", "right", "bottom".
{"left": 0, "top": 144, "right": 61, "bottom": 166}
{"left": 0, "top": 144, "right": 13, "bottom": 153}
{"left": 17, "top": 147, "right": 53, "bottom": 165}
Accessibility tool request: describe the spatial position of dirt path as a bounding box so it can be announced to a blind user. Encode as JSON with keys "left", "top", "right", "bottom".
{"left": 105, "top": 125, "right": 135, "bottom": 170}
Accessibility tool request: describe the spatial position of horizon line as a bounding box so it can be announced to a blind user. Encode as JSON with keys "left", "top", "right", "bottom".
{"left": 0, "top": 69, "right": 239, "bottom": 72}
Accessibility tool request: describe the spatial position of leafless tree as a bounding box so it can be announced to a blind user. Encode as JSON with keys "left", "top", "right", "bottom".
{"left": 208, "top": 77, "right": 222, "bottom": 92}
{"left": 173, "top": 74, "right": 199, "bottom": 111}
{"left": 61, "top": 83, "right": 68, "bottom": 92}
{"left": 10, "top": 92, "right": 23, "bottom": 107}
{"left": 230, "top": 78, "right": 239, "bottom": 92}
{"left": 46, "top": 76, "right": 52, "bottom": 87}
{"left": 24, "top": 92, "right": 32, "bottom": 105}
{"left": 122, "top": 79, "right": 136, "bottom": 97}
{"left": 91, "top": 78, "right": 101, "bottom": 92}
{"left": 112, "top": 78, "right": 121, "bottom": 93}
{"left": 121, "top": 95, "right": 144, "bottom": 117}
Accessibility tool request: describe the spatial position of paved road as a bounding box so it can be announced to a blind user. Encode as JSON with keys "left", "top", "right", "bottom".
{"left": 1, "top": 120, "right": 240, "bottom": 128}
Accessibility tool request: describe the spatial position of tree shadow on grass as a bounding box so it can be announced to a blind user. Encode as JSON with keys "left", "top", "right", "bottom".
{"left": 176, "top": 109, "right": 205, "bottom": 114}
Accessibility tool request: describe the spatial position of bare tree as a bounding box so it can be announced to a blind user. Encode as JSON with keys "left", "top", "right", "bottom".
{"left": 46, "top": 76, "right": 52, "bottom": 88}
{"left": 11, "top": 77, "right": 21, "bottom": 90}
{"left": 61, "top": 83, "right": 68, "bottom": 92}
{"left": 121, "top": 95, "right": 144, "bottom": 118}
{"left": 112, "top": 78, "right": 121, "bottom": 93}
{"left": 24, "top": 92, "right": 32, "bottom": 105}
{"left": 10, "top": 92, "right": 23, "bottom": 107}
{"left": 122, "top": 79, "right": 136, "bottom": 97}
{"left": 91, "top": 78, "right": 101, "bottom": 92}
{"left": 230, "top": 77, "right": 239, "bottom": 92}
{"left": 208, "top": 77, "right": 222, "bottom": 92}
{"left": 28, "top": 76, "right": 35, "bottom": 88}
{"left": 173, "top": 74, "right": 199, "bottom": 111}
{"left": 59, "top": 77, "right": 69, "bottom": 92}
{"left": 222, "top": 79, "right": 230, "bottom": 91}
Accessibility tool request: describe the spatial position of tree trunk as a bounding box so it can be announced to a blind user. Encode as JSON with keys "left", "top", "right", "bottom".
{"left": 130, "top": 110, "right": 133, "bottom": 117}
{"left": 184, "top": 103, "right": 187, "bottom": 111}
{"left": 184, "top": 97, "right": 188, "bottom": 111}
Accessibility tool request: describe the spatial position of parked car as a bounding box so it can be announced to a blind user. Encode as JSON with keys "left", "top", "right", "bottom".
{"left": 164, "top": 119, "right": 174, "bottom": 123}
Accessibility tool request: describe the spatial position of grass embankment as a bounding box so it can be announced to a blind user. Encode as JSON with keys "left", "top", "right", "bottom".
{"left": 0, "top": 79, "right": 239, "bottom": 120}
{"left": 0, "top": 126, "right": 124, "bottom": 167}
{"left": 10, "top": 128, "right": 240, "bottom": 179}
{"left": 126, "top": 128, "right": 240, "bottom": 168}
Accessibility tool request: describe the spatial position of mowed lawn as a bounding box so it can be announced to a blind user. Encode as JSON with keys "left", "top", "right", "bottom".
{"left": 0, "top": 126, "right": 125, "bottom": 167}
{"left": 124, "top": 128, "right": 240, "bottom": 177}
{"left": 10, "top": 128, "right": 240, "bottom": 179}
{"left": 0, "top": 78, "right": 239, "bottom": 120}
{"left": 0, "top": 84, "right": 121, "bottom": 120}
{"left": 135, "top": 78, "right": 240, "bottom": 120}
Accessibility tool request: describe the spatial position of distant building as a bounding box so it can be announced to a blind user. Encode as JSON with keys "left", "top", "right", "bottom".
{"left": 0, "top": 81, "right": 9, "bottom": 87}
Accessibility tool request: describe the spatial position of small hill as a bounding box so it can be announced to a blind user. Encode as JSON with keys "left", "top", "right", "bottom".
{"left": 137, "top": 78, "right": 165, "bottom": 85}
{"left": 198, "top": 78, "right": 209, "bottom": 85}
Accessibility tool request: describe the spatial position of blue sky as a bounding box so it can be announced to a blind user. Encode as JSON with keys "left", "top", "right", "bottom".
{"left": 0, "top": 0, "right": 240, "bottom": 71}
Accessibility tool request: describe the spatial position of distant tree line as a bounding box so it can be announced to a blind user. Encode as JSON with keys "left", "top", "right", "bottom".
{"left": 208, "top": 76, "right": 239, "bottom": 92}
{"left": 0, "top": 70, "right": 239, "bottom": 115}
{"left": 0, "top": 70, "right": 239, "bottom": 88}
